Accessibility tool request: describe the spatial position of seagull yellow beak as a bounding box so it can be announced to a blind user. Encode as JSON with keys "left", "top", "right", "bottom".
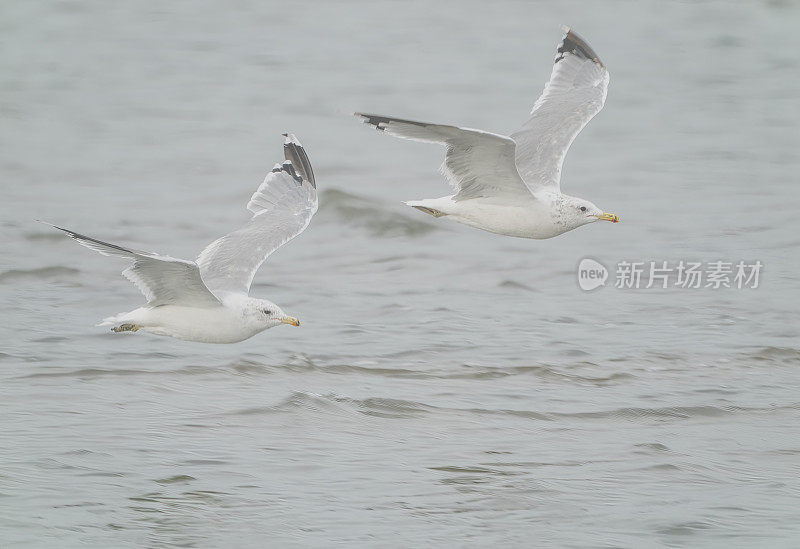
{"left": 280, "top": 316, "right": 301, "bottom": 327}
{"left": 593, "top": 212, "right": 620, "bottom": 223}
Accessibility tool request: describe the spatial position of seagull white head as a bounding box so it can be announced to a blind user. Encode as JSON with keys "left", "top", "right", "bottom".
{"left": 243, "top": 298, "right": 300, "bottom": 331}
{"left": 561, "top": 195, "right": 619, "bottom": 229}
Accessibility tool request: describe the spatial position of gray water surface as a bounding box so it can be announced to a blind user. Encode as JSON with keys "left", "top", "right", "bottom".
{"left": 2, "top": 1, "right": 800, "bottom": 547}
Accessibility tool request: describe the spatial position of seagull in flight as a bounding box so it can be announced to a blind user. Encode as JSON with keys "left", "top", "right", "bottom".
{"left": 356, "top": 27, "right": 619, "bottom": 239}
{"left": 42, "top": 134, "right": 317, "bottom": 343}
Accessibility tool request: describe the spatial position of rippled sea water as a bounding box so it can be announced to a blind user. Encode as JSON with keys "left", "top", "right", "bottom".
{"left": 2, "top": 1, "right": 800, "bottom": 547}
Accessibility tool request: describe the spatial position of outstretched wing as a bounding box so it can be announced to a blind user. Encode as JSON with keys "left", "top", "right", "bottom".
{"left": 511, "top": 27, "right": 609, "bottom": 191}
{"left": 41, "top": 222, "right": 221, "bottom": 307}
{"left": 356, "top": 113, "right": 532, "bottom": 202}
{"left": 196, "top": 133, "right": 318, "bottom": 297}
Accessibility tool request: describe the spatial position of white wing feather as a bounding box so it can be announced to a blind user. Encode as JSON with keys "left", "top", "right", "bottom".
{"left": 511, "top": 27, "right": 609, "bottom": 191}
{"left": 42, "top": 222, "right": 221, "bottom": 308}
{"left": 356, "top": 113, "right": 531, "bottom": 201}
{"left": 196, "top": 134, "right": 318, "bottom": 297}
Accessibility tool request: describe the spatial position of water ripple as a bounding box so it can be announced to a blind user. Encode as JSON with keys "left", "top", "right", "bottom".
{"left": 0, "top": 266, "right": 79, "bottom": 283}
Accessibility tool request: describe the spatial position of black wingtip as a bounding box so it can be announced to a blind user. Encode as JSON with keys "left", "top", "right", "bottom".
{"left": 281, "top": 133, "right": 315, "bottom": 188}
{"left": 555, "top": 27, "right": 604, "bottom": 67}
{"left": 37, "top": 221, "right": 135, "bottom": 255}
{"left": 354, "top": 112, "right": 388, "bottom": 131}
{"left": 354, "top": 112, "right": 430, "bottom": 131}
{"left": 281, "top": 160, "right": 302, "bottom": 183}
{"left": 37, "top": 219, "right": 69, "bottom": 234}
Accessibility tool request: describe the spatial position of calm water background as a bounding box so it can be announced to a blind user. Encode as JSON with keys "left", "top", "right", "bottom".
{"left": 2, "top": 1, "right": 799, "bottom": 547}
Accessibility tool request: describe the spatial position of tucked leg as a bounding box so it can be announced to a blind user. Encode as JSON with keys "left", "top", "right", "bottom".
{"left": 411, "top": 205, "right": 446, "bottom": 218}
{"left": 112, "top": 323, "right": 141, "bottom": 333}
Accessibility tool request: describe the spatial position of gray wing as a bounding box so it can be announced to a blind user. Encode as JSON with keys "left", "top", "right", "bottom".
{"left": 196, "top": 133, "right": 318, "bottom": 297}
{"left": 356, "top": 113, "right": 532, "bottom": 201}
{"left": 42, "top": 222, "right": 221, "bottom": 307}
{"left": 511, "top": 27, "right": 609, "bottom": 191}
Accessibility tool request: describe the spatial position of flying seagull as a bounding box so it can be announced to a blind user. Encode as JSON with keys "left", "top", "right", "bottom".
{"left": 42, "top": 134, "right": 317, "bottom": 343}
{"left": 356, "top": 27, "right": 619, "bottom": 239}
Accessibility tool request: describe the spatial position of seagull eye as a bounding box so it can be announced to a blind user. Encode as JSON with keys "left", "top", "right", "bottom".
{"left": 580, "top": 206, "right": 587, "bottom": 212}
{"left": 263, "top": 309, "right": 272, "bottom": 315}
